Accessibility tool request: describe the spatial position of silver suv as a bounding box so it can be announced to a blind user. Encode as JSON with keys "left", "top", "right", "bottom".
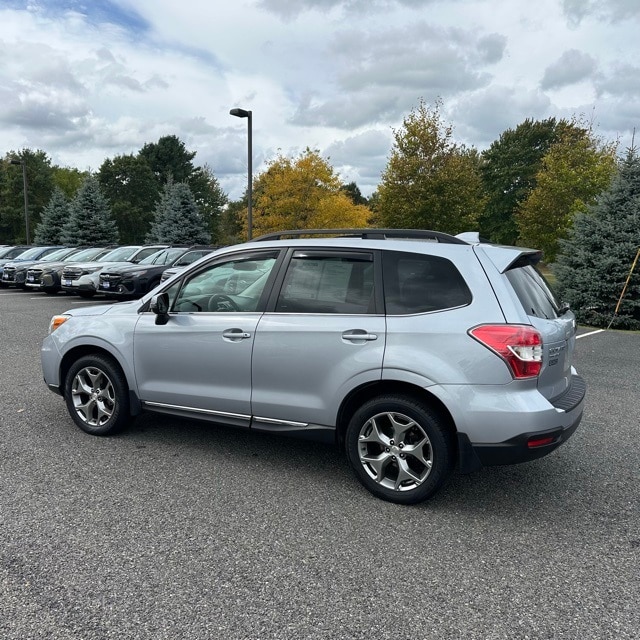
{"left": 42, "top": 229, "right": 585, "bottom": 504}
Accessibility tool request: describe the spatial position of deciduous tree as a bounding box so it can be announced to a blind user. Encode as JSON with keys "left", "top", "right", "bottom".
{"left": 98, "top": 154, "right": 160, "bottom": 243}
{"left": 375, "top": 99, "right": 483, "bottom": 234}
{"left": 251, "top": 149, "right": 370, "bottom": 236}
{"left": 516, "top": 127, "right": 617, "bottom": 261}
{"left": 479, "top": 118, "right": 577, "bottom": 244}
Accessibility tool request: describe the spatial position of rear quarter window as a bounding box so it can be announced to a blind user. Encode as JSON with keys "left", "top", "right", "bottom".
{"left": 383, "top": 251, "right": 472, "bottom": 315}
{"left": 505, "top": 265, "right": 561, "bottom": 319}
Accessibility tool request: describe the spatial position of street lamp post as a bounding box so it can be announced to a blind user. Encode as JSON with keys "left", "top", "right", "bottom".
{"left": 229, "top": 108, "right": 253, "bottom": 240}
{"left": 9, "top": 158, "right": 30, "bottom": 244}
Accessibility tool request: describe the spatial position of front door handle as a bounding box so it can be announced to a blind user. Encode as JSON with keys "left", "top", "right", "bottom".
{"left": 222, "top": 328, "right": 252, "bottom": 342}
{"left": 342, "top": 329, "right": 378, "bottom": 343}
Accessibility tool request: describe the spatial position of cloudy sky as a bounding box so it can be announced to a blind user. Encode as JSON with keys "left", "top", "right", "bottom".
{"left": 1, "top": 0, "right": 639, "bottom": 199}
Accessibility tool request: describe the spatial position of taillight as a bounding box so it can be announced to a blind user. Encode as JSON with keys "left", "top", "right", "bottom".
{"left": 469, "top": 324, "right": 543, "bottom": 379}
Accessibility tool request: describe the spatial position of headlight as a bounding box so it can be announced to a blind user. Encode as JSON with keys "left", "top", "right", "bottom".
{"left": 81, "top": 267, "right": 101, "bottom": 275}
{"left": 49, "top": 314, "right": 70, "bottom": 334}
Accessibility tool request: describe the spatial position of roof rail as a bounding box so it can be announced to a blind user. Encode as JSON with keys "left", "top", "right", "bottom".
{"left": 251, "top": 228, "right": 468, "bottom": 244}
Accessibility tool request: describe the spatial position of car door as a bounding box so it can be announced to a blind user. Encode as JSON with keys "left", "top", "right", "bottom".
{"left": 133, "top": 250, "right": 280, "bottom": 426}
{"left": 251, "top": 249, "right": 386, "bottom": 434}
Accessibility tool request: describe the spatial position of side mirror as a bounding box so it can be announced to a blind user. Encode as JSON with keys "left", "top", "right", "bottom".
{"left": 151, "top": 292, "right": 170, "bottom": 325}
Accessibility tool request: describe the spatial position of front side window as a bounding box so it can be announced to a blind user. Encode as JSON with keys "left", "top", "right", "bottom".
{"left": 172, "top": 253, "right": 278, "bottom": 313}
{"left": 275, "top": 251, "right": 374, "bottom": 314}
{"left": 383, "top": 251, "right": 472, "bottom": 315}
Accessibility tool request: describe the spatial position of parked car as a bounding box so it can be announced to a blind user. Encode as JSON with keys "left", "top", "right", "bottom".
{"left": 1, "top": 246, "right": 70, "bottom": 288}
{"left": 0, "top": 245, "right": 30, "bottom": 280}
{"left": 60, "top": 245, "right": 168, "bottom": 298}
{"left": 98, "top": 246, "right": 216, "bottom": 299}
{"left": 42, "top": 229, "right": 585, "bottom": 504}
{"left": 25, "top": 246, "right": 116, "bottom": 294}
{"left": 0, "top": 245, "right": 30, "bottom": 261}
{"left": 160, "top": 248, "right": 219, "bottom": 283}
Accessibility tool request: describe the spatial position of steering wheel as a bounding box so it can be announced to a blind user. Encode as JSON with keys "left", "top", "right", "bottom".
{"left": 208, "top": 294, "right": 240, "bottom": 312}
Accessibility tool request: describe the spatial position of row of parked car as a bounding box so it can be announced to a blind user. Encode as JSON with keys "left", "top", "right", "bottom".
{"left": 0, "top": 243, "right": 217, "bottom": 299}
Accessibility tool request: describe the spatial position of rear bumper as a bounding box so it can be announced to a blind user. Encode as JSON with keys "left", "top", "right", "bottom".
{"left": 456, "top": 374, "right": 586, "bottom": 472}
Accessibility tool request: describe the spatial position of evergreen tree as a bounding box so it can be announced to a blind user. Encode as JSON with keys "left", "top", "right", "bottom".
{"left": 555, "top": 149, "right": 640, "bottom": 329}
{"left": 146, "top": 181, "right": 211, "bottom": 244}
{"left": 33, "top": 187, "right": 71, "bottom": 244}
{"left": 60, "top": 176, "right": 119, "bottom": 246}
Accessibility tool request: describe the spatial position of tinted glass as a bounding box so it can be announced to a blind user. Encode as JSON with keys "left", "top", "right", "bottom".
{"left": 101, "top": 247, "right": 141, "bottom": 262}
{"left": 173, "top": 254, "right": 277, "bottom": 313}
{"left": 505, "top": 265, "right": 561, "bottom": 319}
{"left": 276, "top": 252, "right": 374, "bottom": 314}
{"left": 383, "top": 251, "right": 472, "bottom": 314}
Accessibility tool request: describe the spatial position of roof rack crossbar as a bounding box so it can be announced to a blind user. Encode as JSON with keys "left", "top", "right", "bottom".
{"left": 251, "top": 228, "right": 468, "bottom": 244}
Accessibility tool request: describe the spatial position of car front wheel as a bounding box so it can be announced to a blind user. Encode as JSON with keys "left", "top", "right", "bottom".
{"left": 64, "top": 355, "right": 130, "bottom": 436}
{"left": 345, "top": 395, "right": 454, "bottom": 504}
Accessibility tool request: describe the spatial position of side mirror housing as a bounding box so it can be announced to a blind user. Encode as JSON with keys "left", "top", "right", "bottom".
{"left": 151, "top": 292, "right": 170, "bottom": 325}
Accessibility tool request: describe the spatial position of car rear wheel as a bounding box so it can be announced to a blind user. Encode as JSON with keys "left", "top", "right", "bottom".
{"left": 345, "top": 395, "right": 454, "bottom": 504}
{"left": 64, "top": 355, "right": 130, "bottom": 436}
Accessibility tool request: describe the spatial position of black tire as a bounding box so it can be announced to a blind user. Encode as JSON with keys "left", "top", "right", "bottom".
{"left": 345, "top": 394, "right": 454, "bottom": 504}
{"left": 44, "top": 288, "right": 59, "bottom": 295}
{"left": 64, "top": 354, "right": 130, "bottom": 436}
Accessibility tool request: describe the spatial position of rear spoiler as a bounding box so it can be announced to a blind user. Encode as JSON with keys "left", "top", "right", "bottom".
{"left": 475, "top": 245, "right": 543, "bottom": 274}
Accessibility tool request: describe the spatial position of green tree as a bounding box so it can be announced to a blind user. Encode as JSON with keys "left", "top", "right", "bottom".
{"left": 480, "top": 118, "right": 578, "bottom": 244}
{"left": 516, "top": 127, "right": 617, "bottom": 261}
{"left": 146, "top": 181, "right": 211, "bottom": 244}
{"left": 52, "top": 166, "right": 88, "bottom": 198}
{"left": 251, "top": 149, "right": 371, "bottom": 236}
{"left": 98, "top": 154, "right": 160, "bottom": 243}
{"left": 138, "top": 135, "right": 196, "bottom": 184}
{"left": 60, "top": 176, "right": 119, "bottom": 246}
{"left": 341, "top": 181, "right": 368, "bottom": 206}
{"left": 219, "top": 198, "right": 246, "bottom": 246}
{"left": 375, "top": 99, "right": 483, "bottom": 234}
{"left": 33, "top": 187, "right": 71, "bottom": 244}
{"left": 0, "top": 149, "right": 55, "bottom": 243}
{"left": 555, "top": 149, "right": 640, "bottom": 329}
{"left": 188, "top": 163, "right": 228, "bottom": 241}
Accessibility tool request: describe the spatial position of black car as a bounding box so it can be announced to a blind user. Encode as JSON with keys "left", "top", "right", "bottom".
{"left": 98, "top": 246, "right": 216, "bottom": 299}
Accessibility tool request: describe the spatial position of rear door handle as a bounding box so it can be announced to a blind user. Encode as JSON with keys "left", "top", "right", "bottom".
{"left": 222, "top": 328, "right": 252, "bottom": 341}
{"left": 342, "top": 329, "right": 378, "bottom": 342}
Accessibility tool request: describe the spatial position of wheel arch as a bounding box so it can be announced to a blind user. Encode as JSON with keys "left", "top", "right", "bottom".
{"left": 336, "top": 380, "right": 457, "bottom": 448}
{"left": 59, "top": 345, "right": 142, "bottom": 415}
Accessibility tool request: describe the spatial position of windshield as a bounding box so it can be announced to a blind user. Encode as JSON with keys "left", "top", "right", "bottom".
{"left": 42, "top": 247, "right": 75, "bottom": 261}
{"left": 100, "top": 246, "right": 141, "bottom": 262}
{"left": 67, "top": 247, "right": 108, "bottom": 262}
{"left": 0, "top": 247, "right": 27, "bottom": 259}
{"left": 13, "top": 246, "right": 48, "bottom": 260}
{"left": 139, "top": 248, "right": 185, "bottom": 265}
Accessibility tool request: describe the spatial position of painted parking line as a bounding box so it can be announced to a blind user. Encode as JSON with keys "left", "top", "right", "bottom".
{"left": 577, "top": 329, "right": 606, "bottom": 339}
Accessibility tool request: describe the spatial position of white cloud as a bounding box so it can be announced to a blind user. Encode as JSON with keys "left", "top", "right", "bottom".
{"left": 0, "top": 0, "right": 639, "bottom": 198}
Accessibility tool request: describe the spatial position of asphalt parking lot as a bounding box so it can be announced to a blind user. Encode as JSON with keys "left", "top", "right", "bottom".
{"left": 1, "top": 289, "right": 638, "bottom": 640}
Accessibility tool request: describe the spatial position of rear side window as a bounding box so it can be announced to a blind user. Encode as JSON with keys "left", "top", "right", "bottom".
{"left": 505, "top": 265, "right": 561, "bottom": 319}
{"left": 383, "top": 251, "right": 472, "bottom": 315}
{"left": 276, "top": 251, "right": 374, "bottom": 314}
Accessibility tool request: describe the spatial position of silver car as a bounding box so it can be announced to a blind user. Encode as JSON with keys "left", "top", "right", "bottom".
{"left": 42, "top": 229, "right": 585, "bottom": 504}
